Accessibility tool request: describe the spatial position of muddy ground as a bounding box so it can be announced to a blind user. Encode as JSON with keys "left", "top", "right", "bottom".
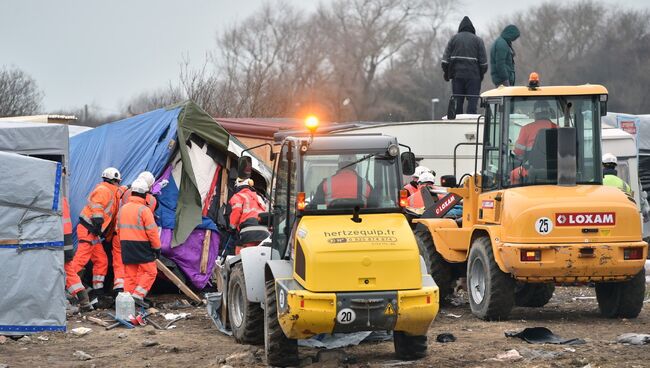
{"left": 1, "top": 286, "right": 649, "bottom": 368}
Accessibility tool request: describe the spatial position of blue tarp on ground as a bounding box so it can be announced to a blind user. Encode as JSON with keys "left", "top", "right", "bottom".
{"left": 69, "top": 107, "right": 180, "bottom": 231}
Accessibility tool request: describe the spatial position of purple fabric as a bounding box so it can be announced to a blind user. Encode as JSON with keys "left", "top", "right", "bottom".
{"left": 160, "top": 228, "right": 220, "bottom": 289}
{"left": 151, "top": 165, "right": 173, "bottom": 195}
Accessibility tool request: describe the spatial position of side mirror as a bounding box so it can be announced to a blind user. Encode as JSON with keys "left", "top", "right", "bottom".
{"left": 600, "top": 100, "right": 608, "bottom": 117}
{"left": 270, "top": 151, "right": 277, "bottom": 162}
{"left": 440, "top": 175, "right": 457, "bottom": 188}
{"left": 258, "top": 212, "right": 271, "bottom": 227}
{"left": 401, "top": 151, "right": 416, "bottom": 175}
{"left": 237, "top": 156, "right": 253, "bottom": 179}
{"left": 447, "top": 96, "right": 457, "bottom": 120}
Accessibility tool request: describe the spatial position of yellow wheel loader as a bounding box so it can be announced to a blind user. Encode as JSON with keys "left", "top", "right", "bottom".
{"left": 414, "top": 74, "right": 647, "bottom": 321}
{"left": 219, "top": 123, "right": 439, "bottom": 367}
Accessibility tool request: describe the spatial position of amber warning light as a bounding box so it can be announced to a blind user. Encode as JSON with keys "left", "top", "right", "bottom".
{"left": 305, "top": 115, "right": 319, "bottom": 133}
{"left": 297, "top": 192, "right": 306, "bottom": 211}
{"left": 399, "top": 189, "right": 409, "bottom": 208}
{"left": 528, "top": 72, "right": 540, "bottom": 89}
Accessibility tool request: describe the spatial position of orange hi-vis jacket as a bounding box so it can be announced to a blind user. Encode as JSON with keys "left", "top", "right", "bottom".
{"left": 322, "top": 169, "right": 371, "bottom": 205}
{"left": 79, "top": 182, "right": 120, "bottom": 233}
{"left": 62, "top": 197, "right": 73, "bottom": 250}
{"left": 121, "top": 187, "right": 157, "bottom": 212}
{"left": 404, "top": 182, "right": 418, "bottom": 196}
{"left": 117, "top": 196, "right": 161, "bottom": 264}
{"left": 229, "top": 187, "right": 266, "bottom": 230}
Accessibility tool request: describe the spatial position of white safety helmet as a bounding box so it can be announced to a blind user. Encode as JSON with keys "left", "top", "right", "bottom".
{"left": 602, "top": 153, "right": 617, "bottom": 165}
{"left": 235, "top": 177, "right": 254, "bottom": 187}
{"left": 101, "top": 167, "right": 122, "bottom": 182}
{"left": 131, "top": 178, "right": 149, "bottom": 194}
{"left": 418, "top": 172, "right": 436, "bottom": 185}
{"left": 413, "top": 166, "right": 431, "bottom": 179}
{"left": 137, "top": 171, "right": 155, "bottom": 188}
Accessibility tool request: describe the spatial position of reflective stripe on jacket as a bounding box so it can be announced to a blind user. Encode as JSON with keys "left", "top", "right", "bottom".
{"left": 604, "top": 174, "right": 632, "bottom": 195}
{"left": 117, "top": 196, "right": 161, "bottom": 264}
{"left": 229, "top": 187, "right": 266, "bottom": 230}
{"left": 121, "top": 188, "right": 157, "bottom": 212}
{"left": 322, "top": 169, "right": 371, "bottom": 206}
{"left": 513, "top": 120, "right": 556, "bottom": 157}
{"left": 62, "top": 197, "right": 73, "bottom": 250}
{"left": 404, "top": 182, "right": 418, "bottom": 196}
{"left": 79, "top": 182, "right": 119, "bottom": 232}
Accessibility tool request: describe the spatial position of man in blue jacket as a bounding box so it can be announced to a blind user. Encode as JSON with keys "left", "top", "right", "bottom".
{"left": 490, "top": 24, "right": 520, "bottom": 87}
{"left": 441, "top": 16, "right": 488, "bottom": 114}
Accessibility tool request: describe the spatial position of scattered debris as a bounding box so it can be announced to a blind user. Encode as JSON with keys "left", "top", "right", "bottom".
{"left": 163, "top": 312, "right": 191, "bottom": 321}
{"left": 220, "top": 365, "right": 234, "bottom": 368}
{"left": 487, "top": 349, "right": 523, "bottom": 362}
{"left": 17, "top": 336, "right": 32, "bottom": 343}
{"left": 142, "top": 339, "right": 159, "bottom": 347}
{"left": 436, "top": 333, "right": 456, "bottom": 343}
{"left": 37, "top": 336, "right": 49, "bottom": 341}
{"left": 0, "top": 336, "right": 7, "bottom": 345}
{"left": 299, "top": 356, "right": 314, "bottom": 367}
{"left": 616, "top": 333, "right": 650, "bottom": 345}
{"left": 316, "top": 349, "right": 349, "bottom": 363}
{"left": 380, "top": 361, "right": 415, "bottom": 367}
{"left": 0, "top": 363, "right": 8, "bottom": 368}
{"left": 117, "top": 333, "right": 127, "bottom": 339}
{"left": 299, "top": 332, "right": 372, "bottom": 349}
{"left": 224, "top": 351, "right": 256, "bottom": 366}
{"left": 570, "top": 357, "right": 590, "bottom": 366}
{"left": 505, "top": 327, "right": 586, "bottom": 345}
{"left": 518, "top": 347, "right": 563, "bottom": 360}
{"left": 443, "top": 312, "right": 463, "bottom": 318}
{"left": 73, "top": 350, "right": 93, "bottom": 361}
{"left": 155, "top": 260, "right": 202, "bottom": 303}
{"left": 162, "top": 300, "right": 193, "bottom": 310}
{"left": 564, "top": 347, "right": 576, "bottom": 353}
{"left": 70, "top": 327, "right": 92, "bottom": 336}
{"left": 87, "top": 316, "right": 110, "bottom": 328}
{"left": 146, "top": 307, "right": 160, "bottom": 315}
{"left": 572, "top": 297, "right": 596, "bottom": 301}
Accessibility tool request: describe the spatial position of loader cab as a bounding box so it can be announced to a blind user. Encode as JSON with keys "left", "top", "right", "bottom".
{"left": 480, "top": 85, "right": 608, "bottom": 192}
{"left": 268, "top": 135, "right": 414, "bottom": 260}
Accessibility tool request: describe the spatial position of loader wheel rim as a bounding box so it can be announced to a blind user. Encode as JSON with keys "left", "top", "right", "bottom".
{"left": 231, "top": 281, "right": 245, "bottom": 328}
{"left": 470, "top": 258, "right": 486, "bottom": 304}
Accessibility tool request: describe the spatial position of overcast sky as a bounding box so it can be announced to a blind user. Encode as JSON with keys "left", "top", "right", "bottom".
{"left": 0, "top": 0, "right": 647, "bottom": 114}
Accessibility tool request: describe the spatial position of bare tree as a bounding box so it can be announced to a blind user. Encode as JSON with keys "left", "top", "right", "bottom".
{"left": 0, "top": 67, "right": 43, "bottom": 117}
{"left": 124, "top": 85, "right": 183, "bottom": 116}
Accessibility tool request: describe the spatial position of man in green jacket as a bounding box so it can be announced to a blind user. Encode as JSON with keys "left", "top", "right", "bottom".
{"left": 490, "top": 25, "right": 520, "bottom": 87}
{"left": 602, "top": 153, "right": 632, "bottom": 196}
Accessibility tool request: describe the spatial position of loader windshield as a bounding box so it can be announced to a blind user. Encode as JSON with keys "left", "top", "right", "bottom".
{"left": 499, "top": 95, "right": 601, "bottom": 187}
{"left": 301, "top": 151, "right": 401, "bottom": 212}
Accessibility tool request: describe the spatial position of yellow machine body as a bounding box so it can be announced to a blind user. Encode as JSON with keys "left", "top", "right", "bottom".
{"left": 275, "top": 213, "right": 439, "bottom": 339}
{"left": 415, "top": 175, "right": 647, "bottom": 282}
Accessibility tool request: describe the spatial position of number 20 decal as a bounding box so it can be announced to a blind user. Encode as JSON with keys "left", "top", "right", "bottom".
{"left": 535, "top": 217, "right": 553, "bottom": 235}
{"left": 336, "top": 308, "right": 356, "bottom": 324}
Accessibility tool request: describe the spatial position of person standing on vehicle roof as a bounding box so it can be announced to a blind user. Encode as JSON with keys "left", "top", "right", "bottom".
{"left": 67, "top": 167, "right": 122, "bottom": 309}
{"left": 442, "top": 16, "right": 488, "bottom": 114}
{"left": 312, "top": 154, "right": 373, "bottom": 207}
{"left": 404, "top": 166, "right": 432, "bottom": 196}
{"left": 117, "top": 178, "right": 161, "bottom": 306}
{"left": 490, "top": 24, "right": 520, "bottom": 87}
{"left": 602, "top": 153, "right": 633, "bottom": 196}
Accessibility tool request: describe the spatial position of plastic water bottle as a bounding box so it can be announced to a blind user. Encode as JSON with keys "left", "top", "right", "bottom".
{"left": 115, "top": 292, "right": 135, "bottom": 320}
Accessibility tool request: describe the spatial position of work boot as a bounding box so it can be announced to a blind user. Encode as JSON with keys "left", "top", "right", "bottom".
{"left": 77, "top": 289, "right": 94, "bottom": 312}
{"left": 112, "top": 288, "right": 124, "bottom": 298}
{"left": 133, "top": 296, "right": 150, "bottom": 309}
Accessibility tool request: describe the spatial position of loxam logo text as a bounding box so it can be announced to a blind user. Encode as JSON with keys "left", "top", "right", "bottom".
{"left": 435, "top": 195, "right": 457, "bottom": 215}
{"left": 555, "top": 212, "right": 615, "bottom": 226}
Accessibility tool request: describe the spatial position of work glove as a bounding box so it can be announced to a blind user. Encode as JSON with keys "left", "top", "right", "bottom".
{"left": 153, "top": 248, "right": 161, "bottom": 259}
{"left": 91, "top": 217, "right": 104, "bottom": 236}
{"left": 443, "top": 70, "right": 450, "bottom": 82}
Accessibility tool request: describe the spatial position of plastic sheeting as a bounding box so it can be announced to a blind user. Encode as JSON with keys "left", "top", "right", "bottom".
{"left": 70, "top": 107, "right": 181, "bottom": 233}
{"left": 160, "top": 228, "right": 220, "bottom": 289}
{"left": 0, "top": 152, "right": 66, "bottom": 334}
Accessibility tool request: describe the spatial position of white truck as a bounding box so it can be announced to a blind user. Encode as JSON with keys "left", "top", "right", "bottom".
{"left": 333, "top": 116, "right": 650, "bottom": 240}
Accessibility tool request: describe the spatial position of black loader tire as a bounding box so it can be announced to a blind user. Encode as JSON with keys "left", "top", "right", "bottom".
{"left": 394, "top": 331, "right": 428, "bottom": 360}
{"left": 596, "top": 268, "right": 646, "bottom": 318}
{"left": 228, "top": 264, "right": 264, "bottom": 344}
{"left": 415, "top": 226, "right": 454, "bottom": 303}
{"left": 514, "top": 283, "right": 555, "bottom": 307}
{"left": 264, "top": 279, "right": 298, "bottom": 367}
{"left": 467, "top": 236, "right": 515, "bottom": 321}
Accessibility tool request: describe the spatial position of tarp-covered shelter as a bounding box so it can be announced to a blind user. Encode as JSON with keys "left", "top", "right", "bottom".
{"left": 70, "top": 101, "right": 270, "bottom": 289}
{"left": 603, "top": 113, "right": 650, "bottom": 191}
{"left": 0, "top": 121, "right": 68, "bottom": 334}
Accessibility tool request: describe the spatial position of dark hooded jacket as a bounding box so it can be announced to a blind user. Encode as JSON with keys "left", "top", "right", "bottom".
{"left": 441, "top": 17, "right": 488, "bottom": 81}
{"left": 490, "top": 25, "right": 520, "bottom": 86}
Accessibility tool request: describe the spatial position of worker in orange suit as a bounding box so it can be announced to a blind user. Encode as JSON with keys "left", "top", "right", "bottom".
{"left": 111, "top": 171, "right": 157, "bottom": 294}
{"left": 117, "top": 178, "right": 161, "bottom": 306}
{"left": 62, "top": 194, "right": 93, "bottom": 311}
{"left": 67, "top": 167, "right": 121, "bottom": 304}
